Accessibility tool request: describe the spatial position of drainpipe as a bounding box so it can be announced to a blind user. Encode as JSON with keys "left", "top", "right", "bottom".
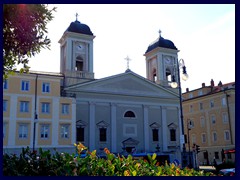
{"left": 33, "top": 74, "right": 38, "bottom": 152}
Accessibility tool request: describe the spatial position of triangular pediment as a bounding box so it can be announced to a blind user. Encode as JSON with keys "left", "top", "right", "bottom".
{"left": 122, "top": 138, "right": 139, "bottom": 145}
{"left": 65, "top": 71, "right": 178, "bottom": 98}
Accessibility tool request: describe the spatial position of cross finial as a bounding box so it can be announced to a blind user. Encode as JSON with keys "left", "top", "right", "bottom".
{"left": 125, "top": 56, "right": 131, "bottom": 70}
{"left": 75, "top": 13, "right": 79, "bottom": 21}
{"left": 158, "top": 29, "right": 162, "bottom": 37}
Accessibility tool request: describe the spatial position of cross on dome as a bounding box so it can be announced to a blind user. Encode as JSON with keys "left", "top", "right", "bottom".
{"left": 75, "top": 13, "right": 79, "bottom": 21}
{"left": 124, "top": 56, "right": 131, "bottom": 70}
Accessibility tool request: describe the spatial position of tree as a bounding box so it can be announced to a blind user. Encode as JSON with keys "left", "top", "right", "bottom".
{"left": 3, "top": 4, "right": 56, "bottom": 79}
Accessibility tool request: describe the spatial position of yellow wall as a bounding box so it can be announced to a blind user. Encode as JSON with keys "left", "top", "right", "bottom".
{"left": 15, "top": 121, "right": 31, "bottom": 146}
{"left": 17, "top": 96, "right": 32, "bottom": 118}
{"left": 58, "top": 123, "right": 72, "bottom": 145}
{"left": 37, "top": 123, "right": 52, "bottom": 145}
{"left": 38, "top": 98, "right": 53, "bottom": 119}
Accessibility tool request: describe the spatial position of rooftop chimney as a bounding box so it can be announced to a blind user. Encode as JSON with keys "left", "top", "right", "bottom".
{"left": 186, "top": 88, "right": 189, "bottom": 92}
{"left": 210, "top": 79, "right": 214, "bottom": 87}
{"left": 202, "top": 83, "right": 205, "bottom": 87}
{"left": 218, "top": 81, "right": 222, "bottom": 87}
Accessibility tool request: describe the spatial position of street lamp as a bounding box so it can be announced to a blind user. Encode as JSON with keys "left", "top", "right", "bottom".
{"left": 187, "top": 119, "right": 192, "bottom": 168}
{"left": 170, "top": 59, "right": 189, "bottom": 167}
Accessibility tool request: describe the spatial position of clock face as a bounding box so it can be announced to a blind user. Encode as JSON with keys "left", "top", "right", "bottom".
{"left": 76, "top": 43, "right": 85, "bottom": 51}
{"left": 164, "top": 56, "right": 172, "bottom": 64}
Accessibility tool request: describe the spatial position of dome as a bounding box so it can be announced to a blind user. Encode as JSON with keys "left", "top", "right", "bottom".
{"left": 145, "top": 36, "right": 177, "bottom": 53}
{"left": 65, "top": 20, "right": 93, "bottom": 35}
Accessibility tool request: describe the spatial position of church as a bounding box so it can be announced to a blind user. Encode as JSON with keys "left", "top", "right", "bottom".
{"left": 3, "top": 17, "right": 185, "bottom": 165}
{"left": 59, "top": 17, "right": 184, "bottom": 162}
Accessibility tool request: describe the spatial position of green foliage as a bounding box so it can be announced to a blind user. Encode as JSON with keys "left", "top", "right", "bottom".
{"left": 3, "top": 144, "right": 216, "bottom": 176}
{"left": 3, "top": 4, "right": 56, "bottom": 79}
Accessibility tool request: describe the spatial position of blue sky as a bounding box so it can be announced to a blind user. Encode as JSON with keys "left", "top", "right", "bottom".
{"left": 26, "top": 4, "right": 235, "bottom": 92}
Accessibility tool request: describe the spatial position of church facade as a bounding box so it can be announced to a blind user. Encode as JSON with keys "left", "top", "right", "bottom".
{"left": 4, "top": 17, "right": 185, "bottom": 164}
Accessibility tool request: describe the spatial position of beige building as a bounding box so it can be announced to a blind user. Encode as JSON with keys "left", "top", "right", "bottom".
{"left": 3, "top": 72, "right": 76, "bottom": 154}
{"left": 182, "top": 79, "right": 235, "bottom": 166}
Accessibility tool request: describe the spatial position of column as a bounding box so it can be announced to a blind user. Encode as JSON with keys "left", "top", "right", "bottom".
{"left": 111, "top": 103, "right": 117, "bottom": 152}
{"left": 89, "top": 102, "right": 95, "bottom": 151}
{"left": 71, "top": 98, "right": 76, "bottom": 145}
{"left": 143, "top": 105, "right": 149, "bottom": 152}
{"left": 8, "top": 95, "right": 17, "bottom": 146}
{"left": 52, "top": 97, "right": 59, "bottom": 146}
{"left": 161, "top": 107, "right": 168, "bottom": 152}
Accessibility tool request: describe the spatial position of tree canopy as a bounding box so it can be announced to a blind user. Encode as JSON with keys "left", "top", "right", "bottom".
{"left": 3, "top": 4, "right": 56, "bottom": 79}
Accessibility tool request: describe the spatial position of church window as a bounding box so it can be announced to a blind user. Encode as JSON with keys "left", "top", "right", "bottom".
{"left": 166, "top": 68, "right": 171, "bottom": 82}
{"left": 99, "top": 128, "right": 107, "bottom": 142}
{"left": 124, "top": 111, "right": 136, "bottom": 118}
{"left": 152, "top": 129, "right": 159, "bottom": 141}
{"left": 170, "top": 129, "right": 176, "bottom": 141}
{"left": 77, "top": 127, "right": 84, "bottom": 142}
{"left": 153, "top": 69, "right": 157, "bottom": 82}
{"left": 75, "top": 55, "right": 83, "bottom": 71}
{"left": 76, "top": 120, "right": 87, "bottom": 142}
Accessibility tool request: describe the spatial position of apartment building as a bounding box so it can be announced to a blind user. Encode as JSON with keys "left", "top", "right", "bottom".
{"left": 3, "top": 71, "right": 76, "bottom": 155}
{"left": 182, "top": 79, "right": 235, "bottom": 165}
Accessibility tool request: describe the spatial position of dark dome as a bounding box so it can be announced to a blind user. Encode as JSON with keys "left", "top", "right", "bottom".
{"left": 145, "top": 36, "right": 177, "bottom": 53}
{"left": 65, "top": 20, "right": 93, "bottom": 35}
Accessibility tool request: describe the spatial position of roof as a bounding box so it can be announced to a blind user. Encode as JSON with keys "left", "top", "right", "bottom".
{"left": 65, "top": 20, "right": 93, "bottom": 35}
{"left": 145, "top": 36, "right": 178, "bottom": 53}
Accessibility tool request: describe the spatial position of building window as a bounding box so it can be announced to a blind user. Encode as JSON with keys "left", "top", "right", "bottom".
{"left": 3, "top": 123, "right": 6, "bottom": 139}
{"left": 99, "top": 128, "right": 107, "bottom": 142}
{"left": 124, "top": 111, "right": 136, "bottom": 118}
{"left": 189, "top": 119, "right": 194, "bottom": 128}
{"left": 170, "top": 129, "right": 176, "bottom": 141}
{"left": 20, "top": 101, "right": 29, "bottom": 113}
{"left": 224, "top": 131, "right": 230, "bottom": 141}
{"left": 21, "top": 80, "right": 30, "bottom": 91}
{"left": 210, "top": 100, "right": 214, "bottom": 108}
{"left": 3, "top": 79, "right": 8, "bottom": 89}
{"left": 152, "top": 129, "right": 159, "bottom": 141}
{"left": 40, "top": 124, "right": 49, "bottom": 139}
{"left": 212, "top": 132, "right": 217, "bottom": 142}
{"left": 18, "top": 124, "right": 28, "bottom": 139}
{"left": 222, "top": 113, "right": 228, "bottom": 123}
{"left": 61, "top": 124, "right": 70, "bottom": 139}
{"left": 199, "top": 102, "right": 203, "bottom": 110}
{"left": 211, "top": 115, "right": 216, "bottom": 125}
{"left": 42, "top": 82, "right": 50, "bottom": 93}
{"left": 62, "top": 104, "right": 69, "bottom": 114}
{"left": 214, "top": 152, "right": 219, "bottom": 159}
{"left": 201, "top": 133, "right": 206, "bottom": 143}
{"left": 3, "top": 100, "right": 7, "bottom": 112}
{"left": 222, "top": 97, "right": 226, "bottom": 106}
{"left": 77, "top": 127, "right": 84, "bottom": 142}
{"left": 189, "top": 93, "right": 193, "bottom": 98}
{"left": 41, "top": 102, "right": 50, "bottom": 113}
{"left": 200, "top": 117, "right": 205, "bottom": 128}
{"left": 198, "top": 90, "right": 203, "bottom": 96}
{"left": 203, "top": 151, "right": 208, "bottom": 160}
{"left": 189, "top": 105, "right": 193, "bottom": 112}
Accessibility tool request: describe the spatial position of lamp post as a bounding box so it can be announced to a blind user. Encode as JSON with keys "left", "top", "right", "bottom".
{"left": 187, "top": 119, "right": 192, "bottom": 168}
{"left": 170, "top": 59, "right": 189, "bottom": 167}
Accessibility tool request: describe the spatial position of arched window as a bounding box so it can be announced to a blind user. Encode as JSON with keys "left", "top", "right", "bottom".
{"left": 76, "top": 55, "right": 84, "bottom": 71}
{"left": 124, "top": 111, "right": 136, "bottom": 118}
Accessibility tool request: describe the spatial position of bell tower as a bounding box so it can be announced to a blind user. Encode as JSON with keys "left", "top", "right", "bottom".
{"left": 144, "top": 30, "right": 179, "bottom": 87}
{"left": 58, "top": 14, "right": 95, "bottom": 86}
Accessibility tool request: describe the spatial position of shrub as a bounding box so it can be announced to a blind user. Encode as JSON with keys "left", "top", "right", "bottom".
{"left": 3, "top": 144, "right": 216, "bottom": 176}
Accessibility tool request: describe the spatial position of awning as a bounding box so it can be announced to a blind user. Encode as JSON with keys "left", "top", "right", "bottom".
{"left": 224, "top": 148, "right": 235, "bottom": 154}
